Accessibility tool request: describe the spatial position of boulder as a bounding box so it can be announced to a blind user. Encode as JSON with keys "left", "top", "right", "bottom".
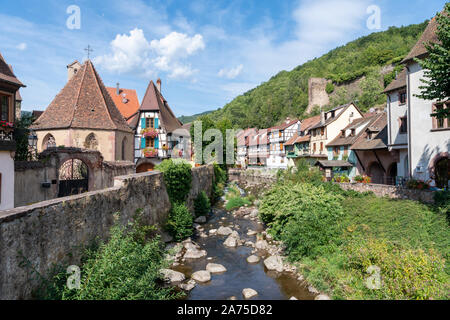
{"left": 250, "top": 209, "right": 259, "bottom": 218}
{"left": 224, "top": 235, "right": 238, "bottom": 248}
{"left": 230, "top": 231, "right": 240, "bottom": 239}
{"left": 264, "top": 256, "right": 284, "bottom": 272}
{"left": 192, "top": 270, "right": 211, "bottom": 283}
{"left": 206, "top": 263, "right": 227, "bottom": 274}
{"left": 217, "top": 226, "right": 233, "bottom": 236}
{"left": 255, "top": 240, "right": 269, "bottom": 250}
{"left": 184, "top": 248, "right": 207, "bottom": 259}
{"left": 308, "top": 286, "right": 320, "bottom": 295}
{"left": 247, "top": 255, "right": 260, "bottom": 264}
{"left": 160, "top": 269, "right": 185, "bottom": 283}
{"left": 209, "top": 229, "right": 217, "bottom": 235}
{"left": 315, "top": 294, "right": 331, "bottom": 300}
{"left": 242, "top": 288, "right": 258, "bottom": 299}
{"left": 195, "top": 216, "right": 207, "bottom": 224}
{"left": 247, "top": 230, "right": 257, "bottom": 236}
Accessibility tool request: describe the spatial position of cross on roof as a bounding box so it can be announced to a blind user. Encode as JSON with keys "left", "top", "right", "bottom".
{"left": 84, "top": 45, "right": 93, "bottom": 59}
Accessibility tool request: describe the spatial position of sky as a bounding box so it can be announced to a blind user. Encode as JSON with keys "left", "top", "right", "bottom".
{"left": 0, "top": 0, "right": 447, "bottom": 117}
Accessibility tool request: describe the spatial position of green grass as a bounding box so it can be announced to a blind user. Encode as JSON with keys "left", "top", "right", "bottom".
{"left": 225, "top": 196, "right": 252, "bottom": 211}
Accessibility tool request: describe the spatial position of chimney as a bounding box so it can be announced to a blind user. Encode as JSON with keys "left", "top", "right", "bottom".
{"left": 116, "top": 83, "right": 120, "bottom": 95}
{"left": 320, "top": 111, "right": 325, "bottom": 124}
{"left": 157, "top": 78, "right": 162, "bottom": 93}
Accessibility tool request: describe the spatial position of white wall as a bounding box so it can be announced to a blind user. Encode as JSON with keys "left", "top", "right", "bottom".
{"left": 0, "top": 151, "right": 15, "bottom": 210}
{"left": 408, "top": 62, "right": 449, "bottom": 184}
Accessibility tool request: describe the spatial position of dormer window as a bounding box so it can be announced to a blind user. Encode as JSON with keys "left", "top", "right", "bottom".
{"left": 331, "top": 111, "right": 335, "bottom": 118}
{"left": 341, "top": 130, "right": 345, "bottom": 137}
{"left": 351, "top": 129, "right": 355, "bottom": 137}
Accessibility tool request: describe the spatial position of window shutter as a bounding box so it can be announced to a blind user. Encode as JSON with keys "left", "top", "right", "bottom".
{"left": 155, "top": 137, "right": 159, "bottom": 149}
{"left": 141, "top": 117, "right": 146, "bottom": 129}
{"left": 155, "top": 118, "right": 159, "bottom": 129}
{"left": 141, "top": 138, "right": 146, "bottom": 149}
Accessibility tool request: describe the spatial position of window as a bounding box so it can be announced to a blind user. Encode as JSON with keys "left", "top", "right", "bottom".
{"left": 313, "top": 143, "right": 316, "bottom": 152}
{"left": 146, "top": 118, "right": 154, "bottom": 128}
{"left": 399, "top": 117, "right": 407, "bottom": 134}
{"left": 341, "top": 130, "right": 345, "bottom": 138}
{"left": 321, "top": 128, "right": 325, "bottom": 136}
{"left": 399, "top": 91, "right": 407, "bottom": 105}
{"left": 1, "top": 95, "right": 9, "bottom": 122}
{"left": 432, "top": 102, "right": 449, "bottom": 130}
{"left": 280, "top": 143, "right": 283, "bottom": 151}
{"left": 320, "top": 142, "right": 324, "bottom": 151}
{"left": 351, "top": 129, "right": 356, "bottom": 137}
{"left": 146, "top": 138, "right": 154, "bottom": 148}
{"left": 279, "top": 131, "right": 282, "bottom": 138}
{"left": 333, "top": 147, "right": 339, "bottom": 156}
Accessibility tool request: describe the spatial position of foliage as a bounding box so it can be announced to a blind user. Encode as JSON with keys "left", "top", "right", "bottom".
{"left": 276, "top": 159, "right": 324, "bottom": 185}
{"left": 383, "top": 64, "right": 405, "bottom": 87}
{"left": 333, "top": 174, "right": 350, "bottom": 183}
{"left": 212, "top": 163, "right": 227, "bottom": 203}
{"left": 14, "top": 112, "right": 35, "bottom": 161}
{"left": 225, "top": 196, "right": 252, "bottom": 211}
{"left": 178, "top": 110, "right": 214, "bottom": 124}
{"left": 205, "top": 22, "right": 427, "bottom": 128}
{"left": 259, "top": 182, "right": 344, "bottom": 258}
{"left": 434, "top": 190, "right": 450, "bottom": 221}
{"left": 415, "top": 4, "right": 450, "bottom": 106}
{"left": 157, "top": 159, "right": 192, "bottom": 204}
{"left": 325, "top": 82, "right": 335, "bottom": 94}
{"left": 406, "top": 178, "right": 431, "bottom": 190}
{"left": 358, "top": 72, "right": 386, "bottom": 110}
{"left": 354, "top": 175, "right": 372, "bottom": 184}
{"left": 194, "top": 191, "right": 211, "bottom": 217}
{"left": 165, "top": 203, "right": 194, "bottom": 242}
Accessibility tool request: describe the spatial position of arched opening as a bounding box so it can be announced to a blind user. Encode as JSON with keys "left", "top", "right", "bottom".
{"left": 387, "top": 163, "right": 397, "bottom": 185}
{"left": 435, "top": 158, "right": 449, "bottom": 189}
{"left": 136, "top": 162, "right": 155, "bottom": 173}
{"left": 58, "top": 158, "right": 89, "bottom": 197}
{"left": 121, "top": 137, "right": 127, "bottom": 161}
{"left": 42, "top": 134, "right": 56, "bottom": 150}
{"left": 368, "top": 162, "right": 384, "bottom": 184}
{"left": 84, "top": 133, "right": 98, "bottom": 150}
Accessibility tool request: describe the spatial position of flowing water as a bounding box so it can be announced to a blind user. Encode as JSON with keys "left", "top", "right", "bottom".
{"left": 173, "top": 185, "right": 315, "bottom": 300}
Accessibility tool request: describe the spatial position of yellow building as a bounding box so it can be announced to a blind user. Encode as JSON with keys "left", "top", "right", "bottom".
{"left": 30, "top": 60, "right": 134, "bottom": 162}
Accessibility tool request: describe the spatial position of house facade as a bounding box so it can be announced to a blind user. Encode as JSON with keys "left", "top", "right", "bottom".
{"left": 401, "top": 16, "right": 449, "bottom": 188}
{"left": 30, "top": 60, "right": 134, "bottom": 162}
{"left": 248, "top": 129, "right": 269, "bottom": 167}
{"left": 130, "top": 79, "right": 188, "bottom": 172}
{"left": 0, "top": 52, "right": 25, "bottom": 210}
{"left": 308, "top": 103, "right": 363, "bottom": 161}
{"left": 267, "top": 119, "right": 300, "bottom": 169}
{"left": 236, "top": 128, "right": 257, "bottom": 168}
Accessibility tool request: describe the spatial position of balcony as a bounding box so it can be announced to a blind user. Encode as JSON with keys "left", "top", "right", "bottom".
{"left": 0, "top": 125, "right": 15, "bottom": 151}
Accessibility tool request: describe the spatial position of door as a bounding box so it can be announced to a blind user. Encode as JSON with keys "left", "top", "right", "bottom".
{"left": 435, "top": 158, "right": 449, "bottom": 189}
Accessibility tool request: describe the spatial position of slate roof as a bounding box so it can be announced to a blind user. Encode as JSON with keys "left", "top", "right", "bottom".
{"left": 351, "top": 112, "right": 388, "bottom": 150}
{"left": 402, "top": 15, "right": 440, "bottom": 64}
{"left": 138, "top": 80, "right": 182, "bottom": 133}
{"left": 106, "top": 87, "right": 140, "bottom": 122}
{"left": 0, "top": 52, "right": 25, "bottom": 88}
{"left": 30, "top": 60, "right": 132, "bottom": 133}
{"left": 309, "top": 103, "right": 359, "bottom": 130}
{"left": 315, "top": 160, "right": 353, "bottom": 168}
{"left": 383, "top": 68, "right": 407, "bottom": 94}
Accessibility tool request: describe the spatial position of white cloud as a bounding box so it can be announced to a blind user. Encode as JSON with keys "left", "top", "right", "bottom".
{"left": 95, "top": 29, "right": 205, "bottom": 79}
{"left": 218, "top": 64, "right": 243, "bottom": 79}
{"left": 16, "top": 42, "right": 27, "bottom": 51}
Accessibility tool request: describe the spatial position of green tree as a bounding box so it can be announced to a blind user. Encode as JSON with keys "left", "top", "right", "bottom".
{"left": 415, "top": 3, "right": 450, "bottom": 117}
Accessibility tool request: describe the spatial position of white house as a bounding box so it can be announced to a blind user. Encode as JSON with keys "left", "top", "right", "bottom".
{"left": 401, "top": 16, "right": 449, "bottom": 188}
{"left": 0, "top": 52, "right": 25, "bottom": 210}
{"left": 267, "top": 118, "right": 300, "bottom": 169}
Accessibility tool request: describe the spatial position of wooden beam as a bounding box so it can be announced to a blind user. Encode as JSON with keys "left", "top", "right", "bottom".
{"left": 373, "top": 150, "right": 386, "bottom": 173}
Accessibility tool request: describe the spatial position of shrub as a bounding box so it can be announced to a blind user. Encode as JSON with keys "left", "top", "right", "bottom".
{"left": 406, "top": 179, "right": 430, "bottom": 190}
{"left": 165, "top": 203, "right": 194, "bottom": 241}
{"left": 158, "top": 160, "right": 192, "bottom": 204}
{"left": 194, "top": 191, "right": 211, "bottom": 217}
{"left": 434, "top": 190, "right": 450, "bottom": 222}
{"left": 354, "top": 175, "right": 371, "bottom": 184}
{"left": 345, "top": 237, "right": 448, "bottom": 300}
{"left": 212, "top": 163, "right": 227, "bottom": 203}
{"left": 225, "top": 197, "right": 251, "bottom": 211}
{"left": 325, "top": 82, "right": 335, "bottom": 94}
{"left": 260, "top": 183, "right": 344, "bottom": 259}
{"left": 333, "top": 174, "right": 350, "bottom": 183}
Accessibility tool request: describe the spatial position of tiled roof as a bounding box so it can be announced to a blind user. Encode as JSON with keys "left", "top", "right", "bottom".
{"left": 138, "top": 81, "right": 182, "bottom": 133}
{"left": 402, "top": 15, "right": 440, "bottom": 64}
{"left": 315, "top": 160, "right": 353, "bottom": 168}
{"left": 0, "top": 52, "right": 25, "bottom": 87}
{"left": 269, "top": 118, "right": 299, "bottom": 132}
{"left": 30, "top": 60, "right": 132, "bottom": 133}
{"left": 383, "top": 68, "right": 407, "bottom": 93}
{"left": 309, "top": 103, "right": 359, "bottom": 130}
{"left": 237, "top": 128, "right": 257, "bottom": 146}
{"left": 106, "top": 87, "right": 140, "bottom": 121}
{"left": 351, "top": 113, "right": 388, "bottom": 150}
{"left": 327, "top": 116, "right": 375, "bottom": 147}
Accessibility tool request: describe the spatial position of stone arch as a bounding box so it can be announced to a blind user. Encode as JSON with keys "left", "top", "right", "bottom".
{"left": 387, "top": 162, "right": 397, "bottom": 185}
{"left": 58, "top": 158, "right": 89, "bottom": 197}
{"left": 136, "top": 158, "right": 156, "bottom": 173}
{"left": 42, "top": 133, "right": 56, "bottom": 150}
{"left": 368, "top": 161, "right": 384, "bottom": 184}
{"left": 84, "top": 133, "right": 98, "bottom": 150}
{"left": 121, "top": 137, "right": 128, "bottom": 161}
{"left": 429, "top": 152, "right": 449, "bottom": 188}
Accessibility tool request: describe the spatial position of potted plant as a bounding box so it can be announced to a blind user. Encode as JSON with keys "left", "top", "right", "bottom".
{"left": 0, "top": 121, "right": 14, "bottom": 130}
{"left": 141, "top": 128, "right": 158, "bottom": 139}
{"left": 143, "top": 147, "right": 158, "bottom": 158}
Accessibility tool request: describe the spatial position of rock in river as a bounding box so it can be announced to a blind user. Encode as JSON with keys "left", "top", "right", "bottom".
{"left": 264, "top": 255, "right": 284, "bottom": 272}
{"left": 217, "top": 226, "right": 233, "bottom": 236}
{"left": 246, "top": 255, "right": 260, "bottom": 264}
{"left": 255, "top": 240, "right": 269, "bottom": 250}
{"left": 206, "top": 263, "right": 227, "bottom": 274}
{"left": 184, "top": 248, "right": 207, "bottom": 259}
{"left": 192, "top": 270, "right": 211, "bottom": 283}
{"left": 195, "top": 216, "right": 207, "bottom": 224}
{"left": 160, "top": 269, "right": 185, "bottom": 283}
{"left": 315, "top": 294, "right": 331, "bottom": 300}
{"left": 224, "top": 235, "right": 238, "bottom": 248}
{"left": 242, "top": 288, "right": 258, "bottom": 299}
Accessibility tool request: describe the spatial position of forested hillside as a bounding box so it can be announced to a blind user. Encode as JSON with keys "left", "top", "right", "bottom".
{"left": 208, "top": 22, "right": 428, "bottom": 129}
{"left": 178, "top": 110, "right": 214, "bottom": 124}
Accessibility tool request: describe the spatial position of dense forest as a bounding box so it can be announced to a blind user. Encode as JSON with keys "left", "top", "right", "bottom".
{"left": 193, "top": 21, "right": 428, "bottom": 129}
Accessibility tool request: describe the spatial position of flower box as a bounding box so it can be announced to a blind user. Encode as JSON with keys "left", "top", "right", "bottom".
{"left": 143, "top": 147, "right": 158, "bottom": 158}
{"left": 141, "top": 128, "right": 158, "bottom": 139}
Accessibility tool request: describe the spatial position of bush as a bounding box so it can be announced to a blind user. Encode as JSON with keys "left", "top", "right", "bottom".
{"left": 260, "top": 183, "right": 344, "bottom": 258}
{"left": 165, "top": 203, "right": 194, "bottom": 241}
{"left": 345, "top": 237, "right": 448, "bottom": 300}
{"left": 225, "top": 197, "right": 251, "bottom": 211}
{"left": 158, "top": 160, "right": 192, "bottom": 204}
{"left": 434, "top": 190, "right": 450, "bottom": 222}
{"left": 325, "top": 82, "right": 335, "bottom": 94}
{"left": 354, "top": 175, "right": 371, "bottom": 184}
{"left": 406, "top": 179, "right": 430, "bottom": 190}
{"left": 212, "top": 163, "right": 227, "bottom": 203}
{"left": 333, "top": 174, "right": 350, "bottom": 183}
{"left": 194, "top": 191, "right": 211, "bottom": 217}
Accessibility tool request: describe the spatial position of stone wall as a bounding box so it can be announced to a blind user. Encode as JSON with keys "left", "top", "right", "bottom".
{"left": 337, "top": 182, "right": 435, "bottom": 203}
{"left": 0, "top": 165, "right": 214, "bottom": 299}
{"left": 306, "top": 78, "right": 330, "bottom": 114}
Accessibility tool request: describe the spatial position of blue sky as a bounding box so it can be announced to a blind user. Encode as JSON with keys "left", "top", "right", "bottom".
{"left": 0, "top": 0, "right": 446, "bottom": 117}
